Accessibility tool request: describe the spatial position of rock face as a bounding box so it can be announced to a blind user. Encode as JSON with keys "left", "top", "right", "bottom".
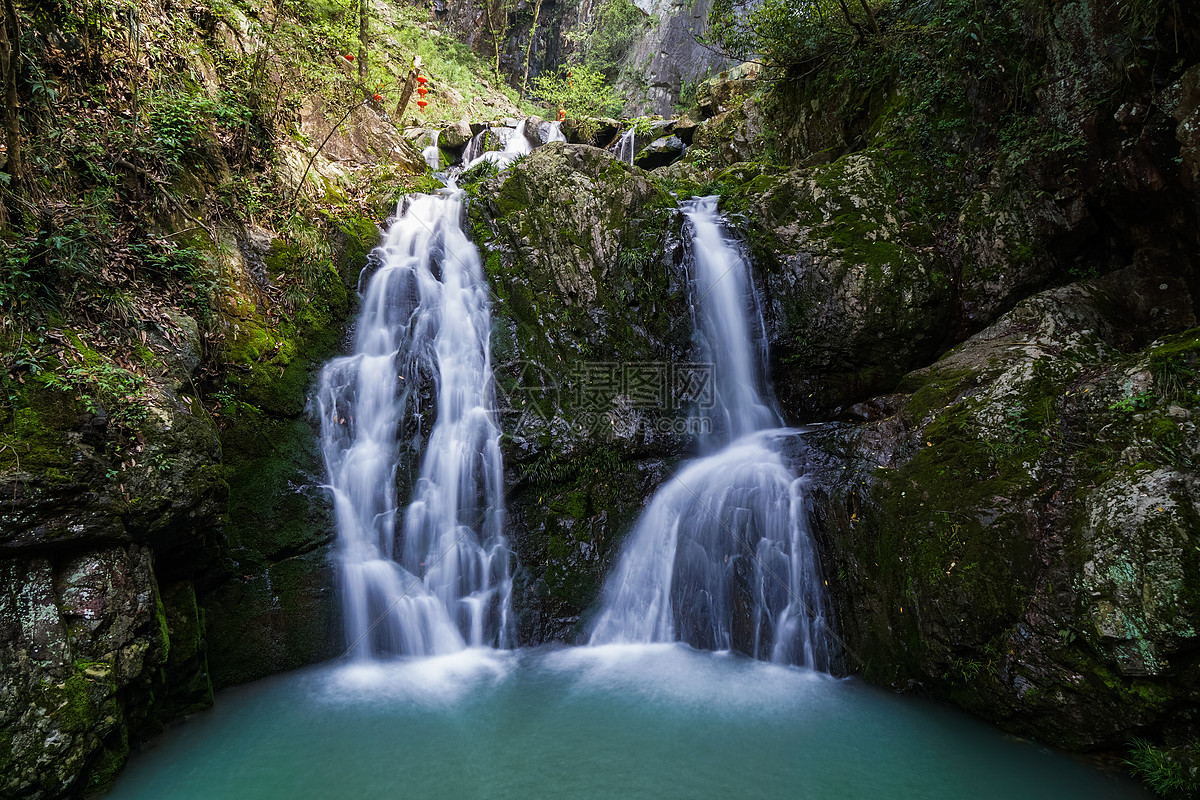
{"left": 467, "top": 143, "right": 696, "bottom": 640}
{"left": 0, "top": 319, "right": 225, "bottom": 794}
{"left": 615, "top": 0, "right": 729, "bottom": 116}
{"left": 805, "top": 266, "right": 1200, "bottom": 750}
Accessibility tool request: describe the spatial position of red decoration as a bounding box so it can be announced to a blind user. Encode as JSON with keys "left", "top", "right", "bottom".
{"left": 416, "top": 74, "right": 428, "bottom": 85}
{"left": 417, "top": 86, "right": 428, "bottom": 97}
{"left": 342, "top": 54, "right": 355, "bottom": 62}
{"left": 557, "top": 108, "right": 566, "bottom": 121}
{"left": 416, "top": 99, "right": 428, "bottom": 110}
{"left": 372, "top": 93, "right": 383, "bottom": 102}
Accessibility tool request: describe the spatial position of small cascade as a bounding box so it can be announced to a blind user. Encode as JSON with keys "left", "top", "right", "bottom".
{"left": 613, "top": 127, "right": 637, "bottom": 165}
{"left": 543, "top": 121, "right": 567, "bottom": 143}
{"left": 461, "top": 128, "right": 487, "bottom": 166}
{"left": 589, "top": 196, "right": 831, "bottom": 669}
{"left": 460, "top": 120, "right": 534, "bottom": 173}
{"left": 319, "top": 191, "right": 513, "bottom": 660}
{"left": 421, "top": 130, "right": 440, "bottom": 170}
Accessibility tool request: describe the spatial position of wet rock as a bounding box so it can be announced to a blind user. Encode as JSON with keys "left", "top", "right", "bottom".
{"left": 0, "top": 546, "right": 176, "bottom": 797}
{"left": 673, "top": 114, "right": 699, "bottom": 145}
{"left": 438, "top": 120, "right": 472, "bottom": 149}
{"left": 204, "top": 548, "right": 339, "bottom": 689}
{"left": 469, "top": 143, "right": 695, "bottom": 641}
{"left": 728, "top": 150, "right": 957, "bottom": 418}
{"left": 634, "top": 135, "right": 685, "bottom": 169}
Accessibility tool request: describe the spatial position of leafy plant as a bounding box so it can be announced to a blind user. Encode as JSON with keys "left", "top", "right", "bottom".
{"left": 532, "top": 64, "right": 622, "bottom": 118}
{"left": 1109, "top": 391, "right": 1157, "bottom": 413}
{"left": 40, "top": 359, "right": 149, "bottom": 429}
{"left": 1126, "top": 739, "right": 1195, "bottom": 797}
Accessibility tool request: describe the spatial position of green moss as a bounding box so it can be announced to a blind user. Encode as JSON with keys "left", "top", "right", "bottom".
{"left": 221, "top": 414, "right": 333, "bottom": 571}
{"left": 87, "top": 727, "right": 130, "bottom": 795}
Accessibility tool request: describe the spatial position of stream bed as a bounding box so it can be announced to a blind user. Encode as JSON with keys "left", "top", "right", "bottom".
{"left": 107, "top": 644, "right": 1148, "bottom": 799}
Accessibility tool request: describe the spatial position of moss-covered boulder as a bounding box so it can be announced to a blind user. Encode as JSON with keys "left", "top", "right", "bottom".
{"left": 722, "top": 150, "right": 957, "bottom": 418}
{"left": 806, "top": 264, "right": 1200, "bottom": 750}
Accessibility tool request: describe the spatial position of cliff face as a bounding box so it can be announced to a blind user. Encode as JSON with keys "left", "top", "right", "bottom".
{"left": 436, "top": 0, "right": 727, "bottom": 115}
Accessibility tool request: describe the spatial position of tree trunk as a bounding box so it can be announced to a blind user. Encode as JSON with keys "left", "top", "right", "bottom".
{"left": 394, "top": 68, "right": 417, "bottom": 122}
{"left": 521, "top": 0, "right": 543, "bottom": 98}
{"left": 835, "top": 0, "right": 856, "bottom": 34}
{"left": 854, "top": 0, "right": 881, "bottom": 36}
{"left": 357, "top": 0, "right": 368, "bottom": 83}
{"left": 0, "top": 0, "right": 23, "bottom": 196}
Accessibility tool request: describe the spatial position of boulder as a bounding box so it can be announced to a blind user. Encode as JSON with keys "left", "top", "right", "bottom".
{"left": 634, "top": 135, "right": 685, "bottom": 169}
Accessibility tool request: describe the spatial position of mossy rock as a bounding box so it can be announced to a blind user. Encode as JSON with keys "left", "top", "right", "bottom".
{"left": 807, "top": 268, "right": 1200, "bottom": 750}
{"left": 202, "top": 548, "right": 339, "bottom": 689}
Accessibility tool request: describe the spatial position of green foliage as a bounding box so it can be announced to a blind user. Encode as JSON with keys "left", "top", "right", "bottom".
{"left": 1126, "top": 739, "right": 1197, "bottom": 797}
{"left": 1109, "top": 391, "right": 1157, "bottom": 413}
{"left": 40, "top": 358, "right": 149, "bottom": 429}
{"left": 706, "top": 0, "right": 858, "bottom": 67}
{"left": 568, "top": 0, "right": 648, "bottom": 77}
{"left": 147, "top": 88, "right": 251, "bottom": 169}
{"left": 532, "top": 65, "right": 622, "bottom": 118}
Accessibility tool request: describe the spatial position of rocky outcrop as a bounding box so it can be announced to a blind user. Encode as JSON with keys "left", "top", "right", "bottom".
{"left": 0, "top": 309, "right": 225, "bottom": 795}
{"left": 804, "top": 265, "right": 1199, "bottom": 751}
{"left": 468, "top": 143, "right": 696, "bottom": 640}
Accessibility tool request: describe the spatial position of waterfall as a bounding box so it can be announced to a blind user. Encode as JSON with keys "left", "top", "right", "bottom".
{"left": 543, "top": 121, "right": 567, "bottom": 143}
{"left": 613, "top": 128, "right": 637, "bottom": 165}
{"left": 589, "top": 196, "right": 831, "bottom": 669}
{"left": 318, "top": 190, "right": 513, "bottom": 660}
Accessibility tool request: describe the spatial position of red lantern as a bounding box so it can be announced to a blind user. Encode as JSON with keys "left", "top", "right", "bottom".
{"left": 343, "top": 54, "right": 355, "bottom": 62}
{"left": 417, "top": 99, "right": 428, "bottom": 110}
{"left": 417, "top": 86, "right": 428, "bottom": 97}
{"left": 416, "top": 74, "right": 428, "bottom": 85}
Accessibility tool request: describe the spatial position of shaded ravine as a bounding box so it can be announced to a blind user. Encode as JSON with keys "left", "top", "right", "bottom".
{"left": 590, "top": 197, "right": 831, "bottom": 668}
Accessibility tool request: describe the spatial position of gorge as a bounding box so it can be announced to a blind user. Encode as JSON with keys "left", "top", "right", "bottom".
{"left": 1, "top": 0, "right": 1198, "bottom": 797}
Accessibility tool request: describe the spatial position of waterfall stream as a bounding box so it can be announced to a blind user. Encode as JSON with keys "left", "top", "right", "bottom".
{"left": 318, "top": 190, "right": 512, "bottom": 660}
{"left": 590, "top": 197, "right": 831, "bottom": 668}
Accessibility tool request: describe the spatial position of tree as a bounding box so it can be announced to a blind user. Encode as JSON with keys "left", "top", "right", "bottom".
{"left": 532, "top": 64, "right": 622, "bottom": 118}
{"left": 357, "top": 0, "right": 368, "bottom": 83}
{"left": 481, "top": 0, "right": 516, "bottom": 83}
{"left": 520, "top": 0, "right": 543, "bottom": 97}
{"left": 0, "top": 0, "right": 23, "bottom": 200}
{"left": 706, "top": 0, "right": 882, "bottom": 69}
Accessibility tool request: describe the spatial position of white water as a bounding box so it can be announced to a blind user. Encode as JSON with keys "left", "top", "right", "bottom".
{"left": 318, "top": 190, "right": 512, "bottom": 659}
{"left": 543, "top": 120, "right": 567, "bottom": 143}
{"left": 590, "top": 196, "right": 831, "bottom": 668}
{"left": 461, "top": 120, "right": 534, "bottom": 172}
{"left": 613, "top": 127, "right": 637, "bottom": 165}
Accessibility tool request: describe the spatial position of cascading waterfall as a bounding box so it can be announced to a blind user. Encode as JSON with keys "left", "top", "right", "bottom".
{"left": 589, "top": 196, "right": 831, "bottom": 669}
{"left": 318, "top": 189, "right": 513, "bottom": 660}
{"left": 542, "top": 120, "right": 567, "bottom": 143}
